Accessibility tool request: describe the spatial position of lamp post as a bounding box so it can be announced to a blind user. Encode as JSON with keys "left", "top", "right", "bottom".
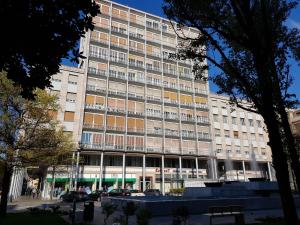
{"left": 74, "top": 142, "right": 83, "bottom": 191}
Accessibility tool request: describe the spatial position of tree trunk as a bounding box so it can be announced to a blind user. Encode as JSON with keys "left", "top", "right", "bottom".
{"left": 0, "top": 163, "right": 13, "bottom": 216}
{"left": 278, "top": 106, "right": 300, "bottom": 192}
{"left": 265, "top": 113, "right": 299, "bottom": 225}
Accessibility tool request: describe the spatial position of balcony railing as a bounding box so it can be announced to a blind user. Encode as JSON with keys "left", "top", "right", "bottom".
{"left": 180, "top": 86, "right": 193, "bottom": 93}
{"left": 128, "top": 92, "right": 144, "bottom": 99}
{"left": 146, "top": 65, "right": 161, "bottom": 72}
{"left": 86, "top": 85, "right": 106, "bottom": 93}
{"left": 147, "top": 96, "right": 162, "bottom": 102}
{"left": 126, "top": 146, "right": 144, "bottom": 151}
{"left": 82, "top": 143, "right": 103, "bottom": 150}
{"left": 88, "top": 67, "right": 107, "bottom": 77}
{"left": 110, "top": 57, "right": 127, "bottom": 65}
{"left": 146, "top": 80, "right": 162, "bottom": 87}
{"left": 110, "top": 42, "right": 127, "bottom": 50}
{"left": 107, "top": 107, "right": 125, "bottom": 114}
{"left": 108, "top": 90, "right": 126, "bottom": 96}
{"left": 128, "top": 110, "right": 144, "bottom": 116}
{"left": 127, "top": 127, "right": 144, "bottom": 133}
{"left": 129, "top": 32, "right": 144, "bottom": 40}
{"left": 198, "top": 133, "right": 211, "bottom": 140}
{"left": 163, "top": 83, "right": 178, "bottom": 89}
{"left": 196, "top": 117, "right": 210, "bottom": 124}
{"left": 163, "top": 69, "right": 177, "bottom": 76}
{"left": 164, "top": 98, "right": 178, "bottom": 105}
{"left": 128, "top": 76, "right": 145, "bottom": 83}
{"left": 83, "top": 123, "right": 104, "bottom": 130}
{"left": 109, "top": 71, "right": 127, "bottom": 80}
{"left": 85, "top": 104, "right": 105, "bottom": 110}
{"left": 179, "top": 72, "right": 193, "bottom": 79}
{"left": 106, "top": 126, "right": 125, "bottom": 132}
{"left": 129, "top": 61, "right": 144, "bottom": 68}
{"left": 195, "top": 104, "right": 208, "bottom": 109}
{"left": 90, "top": 37, "right": 109, "bottom": 45}
{"left": 182, "top": 133, "right": 196, "bottom": 139}
{"left": 181, "top": 117, "right": 195, "bottom": 122}
{"left": 147, "top": 147, "right": 162, "bottom": 153}
{"left": 165, "top": 130, "right": 180, "bottom": 136}
{"left": 129, "top": 47, "right": 144, "bottom": 54}
{"left": 147, "top": 129, "right": 163, "bottom": 135}
{"left": 111, "top": 26, "right": 127, "bottom": 35}
{"left": 147, "top": 52, "right": 161, "bottom": 58}
{"left": 164, "top": 114, "right": 179, "bottom": 120}
{"left": 195, "top": 89, "right": 208, "bottom": 95}
{"left": 105, "top": 144, "right": 124, "bottom": 150}
{"left": 146, "top": 112, "right": 161, "bottom": 118}
{"left": 89, "top": 52, "right": 108, "bottom": 60}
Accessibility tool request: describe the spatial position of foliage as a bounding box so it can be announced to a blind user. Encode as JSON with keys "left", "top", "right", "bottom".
{"left": 171, "top": 206, "right": 189, "bottom": 225}
{"left": 102, "top": 203, "right": 118, "bottom": 225}
{"left": 0, "top": 0, "right": 99, "bottom": 98}
{"left": 163, "top": 1, "right": 300, "bottom": 224}
{"left": 0, "top": 71, "right": 74, "bottom": 215}
{"left": 169, "top": 188, "right": 185, "bottom": 195}
{"left": 122, "top": 201, "right": 138, "bottom": 225}
{"left": 136, "top": 208, "right": 152, "bottom": 225}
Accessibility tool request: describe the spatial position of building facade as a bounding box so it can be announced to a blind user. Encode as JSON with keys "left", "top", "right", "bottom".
{"left": 46, "top": 0, "right": 214, "bottom": 195}
{"left": 209, "top": 94, "right": 274, "bottom": 181}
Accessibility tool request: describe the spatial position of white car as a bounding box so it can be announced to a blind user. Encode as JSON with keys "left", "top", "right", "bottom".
{"left": 129, "top": 190, "right": 145, "bottom": 196}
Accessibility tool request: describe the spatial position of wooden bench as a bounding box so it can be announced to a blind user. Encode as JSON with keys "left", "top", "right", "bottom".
{"left": 208, "top": 205, "right": 245, "bottom": 225}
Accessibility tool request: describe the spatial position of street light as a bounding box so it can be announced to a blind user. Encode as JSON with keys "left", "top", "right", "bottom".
{"left": 74, "top": 142, "right": 83, "bottom": 191}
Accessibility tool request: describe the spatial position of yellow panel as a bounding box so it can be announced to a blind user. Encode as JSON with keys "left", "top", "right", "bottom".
{"left": 195, "top": 97, "right": 207, "bottom": 104}
{"left": 86, "top": 95, "right": 95, "bottom": 104}
{"left": 164, "top": 91, "right": 170, "bottom": 98}
{"left": 111, "top": 36, "right": 118, "bottom": 44}
{"left": 84, "top": 113, "right": 93, "bottom": 123}
{"left": 100, "top": 32, "right": 108, "bottom": 40}
{"left": 112, "top": 8, "right": 119, "bottom": 16}
{"left": 94, "top": 114, "right": 103, "bottom": 125}
{"left": 180, "top": 94, "right": 186, "bottom": 102}
{"left": 107, "top": 115, "right": 115, "bottom": 126}
{"left": 169, "top": 92, "right": 177, "bottom": 100}
{"left": 146, "top": 45, "right": 152, "bottom": 53}
{"left": 186, "top": 95, "right": 193, "bottom": 103}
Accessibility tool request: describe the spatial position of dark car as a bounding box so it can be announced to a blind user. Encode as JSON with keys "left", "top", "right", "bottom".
{"left": 108, "top": 189, "right": 131, "bottom": 197}
{"left": 60, "top": 191, "right": 89, "bottom": 202}
{"left": 129, "top": 189, "right": 145, "bottom": 196}
{"left": 144, "top": 189, "right": 161, "bottom": 196}
{"left": 88, "top": 190, "right": 108, "bottom": 201}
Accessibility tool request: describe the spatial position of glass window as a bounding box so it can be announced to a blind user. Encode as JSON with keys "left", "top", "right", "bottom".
{"left": 240, "top": 118, "right": 245, "bottom": 126}
{"left": 213, "top": 114, "right": 219, "bottom": 122}
{"left": 248, "top": 119, "right": 254, "bottom": 127}
{"left": 223, "top": 116, "right": 228, "bottom": 124}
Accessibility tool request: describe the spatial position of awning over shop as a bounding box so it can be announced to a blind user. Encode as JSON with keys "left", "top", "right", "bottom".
{"left": 46, "top": 178, "right": 136, "bottom": 183}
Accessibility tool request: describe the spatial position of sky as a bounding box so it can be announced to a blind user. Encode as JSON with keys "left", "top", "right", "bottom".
{"left": 63, "top": 0, "right": 300, "bottom": 100}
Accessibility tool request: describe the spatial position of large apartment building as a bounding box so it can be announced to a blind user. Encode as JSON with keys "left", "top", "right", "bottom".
{"left": 46, "top": 0, "right": 213, "bottom": 195}
{"left": 209, "top": 94, "right": 274, "bottom": 181}
{"left": 43, "top": 1, "right": 276, "bottom": 197}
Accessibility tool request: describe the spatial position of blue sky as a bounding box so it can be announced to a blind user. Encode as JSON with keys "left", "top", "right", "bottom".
{"left": 63, "top": 0, "right": 300, "bottom": 100}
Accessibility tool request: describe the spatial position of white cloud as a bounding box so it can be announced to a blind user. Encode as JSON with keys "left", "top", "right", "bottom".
{"left": 289, "top": 19, "right": 300, "bottom": 30}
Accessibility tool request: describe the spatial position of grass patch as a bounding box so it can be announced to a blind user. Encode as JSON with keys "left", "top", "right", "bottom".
{"left": 0, "top": 212, "right": 69, "bottom": 225}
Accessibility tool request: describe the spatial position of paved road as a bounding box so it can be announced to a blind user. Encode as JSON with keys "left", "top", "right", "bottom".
{"left": 8, "top": 197, "right": 300, "bottom": 225}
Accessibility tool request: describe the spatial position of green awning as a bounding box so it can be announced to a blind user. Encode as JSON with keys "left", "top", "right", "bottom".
{"left": 47, "top": 178, "right": 136, "bottom": 183}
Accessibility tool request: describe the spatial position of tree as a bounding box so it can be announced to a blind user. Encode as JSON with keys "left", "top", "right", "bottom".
{"left": 0, "top": 0, "right": 99, "bottom": 98}
{"left": 163, "top": 1, "right": 300, "bottom": 224}
{"left": 102, "top": 202, "right": 118, "bottom": 225}
{"left": 0, "top": 72, "right": 74, "bottom": 216}
{"left": 122, "top": 201, "right": 138, "bottom": 225}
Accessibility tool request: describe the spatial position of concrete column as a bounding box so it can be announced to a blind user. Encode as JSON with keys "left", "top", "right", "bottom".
{"left": 99, "top": 152, "right": 104, "bottom": 190}
{"left": 70, "top": 152, "right": 75, "bottom": 190}
{"left": 122, "top": 153, "right": 126, "bottom": 188}
{"left": 213, "top": 158, "right": 218, "bottom": 180}
{"left": 195, "top": 157, "right": 199, "bottom": 178}
{"left": 142, "top": 154, "right": 146, "bottom": 191}
{"left": 210, "top": 158, "right": 215, "bottom": 179}
{"left": 242, "top": 160, "right": 246, "bottom": 181}
{"left": 267, "top": 161, "right": 273, "bottom": 181}
{"left": 74, "top": 151, "right": 80, "bottom": 190}
{"left": 161, "top": 155, "right": 165, "bottom": 195}
{"left": 8, "top": 167, "right": 16, "bottom": 201}
{"left": 179, "top": 156, "right": 182, "bottom": 179}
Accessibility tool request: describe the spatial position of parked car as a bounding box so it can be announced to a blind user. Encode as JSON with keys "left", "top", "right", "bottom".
{"left": 88, "top": 190, "right": 108, "bottom": 201}
{"left": 143, "top": 189, "right": 161, "bottom": 196}
{"left": 108, "top": 189, "right": 131, "bottom": 197}
{"left": 60, "top": 191, "right": 89, "bottom": 202}
{"left": 129, "top": 189, "right": 145, "bottom": 196}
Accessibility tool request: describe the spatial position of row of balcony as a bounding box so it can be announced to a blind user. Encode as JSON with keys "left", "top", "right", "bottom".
{"left": 216, "top": 151, "right": 268, "bottom": 160}
{"left": 81, "top": 143, "right": 211, "bottom": 155}
{"left": 85, "top": 104, "right": 210, "bottom": 123}
{"left": 82, "top": 123, "right": 210, "bottom": 139}
{"left": 88, "top": 67, "right": 206, "bottom": 94}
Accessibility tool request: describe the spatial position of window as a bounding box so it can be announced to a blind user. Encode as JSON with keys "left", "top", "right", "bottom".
{"left": 259, "top": 134, "right": 264, "bottom": 141}
{"left": 227, "top": 149, "right": 232, "bottom": 153}
{"left": 236, "top": 148, "right": 241, "bottom": 154}
{"left": 64, "top": 111, "right": 75, "bottom": 122}
{"left": 215, "top": 129, "right": 221, "bottom": 137}
{"left": 213, "top": 114, "right": 219, "bottom": 122}
{"left": 223, "top": 116, "right": 228, "bottom": 124}
{"left": 248, "top": 119, "right": 254, "bottom": 127}
{"left": 240, "top": 118, "right": 245, "bottom": 126}
{"left": 233, "top": 131, "right": 239, "bottom": 139}
{"left": 224, "top": 130, "right": 230, "bottom": 137}
{"left": 66, "top": 93, "right": 76, "bottom": 103}
{"left": 251, "top": 133, "right": 256, "bottom": 140}
{"left": 257, "top": 120, "right": 262, "bottom": 128}
{"left": 68, "top": 75, "right": 78, "bottom": 85}
{"left": 232, "top": 117, "right": 237, "bottom": 125}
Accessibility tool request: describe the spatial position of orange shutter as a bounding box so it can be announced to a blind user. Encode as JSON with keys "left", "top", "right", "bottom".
{"left": 94, "top": 114, "right": 103, "bottom": 125}
{"left": 107, "top": 116, "right": 115, "bottom": 126}
{"left": 116, "top": 117, "right": 125, "bottom": 127}
{"left": 180, "top": 94, "right": 186, "bottom": 103}
{"left": 127, "top": 118, "right": 135, "bottom": 128}
{"left": 111, "top": 36, "right": 118, "bottom": 44}
{"left": 195, "top": 97, "right": 207, "bottom": 104}
{"left": 128, "top": 100, "right": 135, "bottom": 111}
{"left": 146, "top": 45, "right": 152, "bottom": 54}
{"left": 84, "top": 113, "right": 93, "bottom": 123}
{"left": 98, "top": 63, "right": 107, "bottom": 70}
{"left": 164, "top": 91, "right": 170, "bottom": 99}
{"left": 101, "top": 5, "right": 109, "bottom": 14}
{"left": 137, "top": 42, "right": 144, "bottom": 50}
{"left": 101, "top": 18, "right": 109, "bottom": 28}
{"left": 96, "top": 96, "right": 105, "bottom": 105}
{"left": 64, "top": 112, "right": 75, "bottom": 122}
{"left": 100, "top": 32, "right": 108, "bottom": 41}
{"left": 120, "top": 10, "right": 127, "bottom": 18}
{"left": 130, "top": 13, "right": 137, "bottom": 22}
{"left": 136, "top": 119, "right": 144, "bottom": 129}
{"left": 169, "top": 92, "right": 177, "bottom": 100}
{"left": 186, "top": 95, "right": 193, "bottom": 103}
{"left": 86, "top": 95, "right": 95, "bottom": 104}
{"left": 119, "top": 38, "right": 127, "bottom": 46}
{"left": 112, "top": 8, "right": 119, "bottom": 16}
{"left": 91, "top": 31, "right": 98, "bottom": 40}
